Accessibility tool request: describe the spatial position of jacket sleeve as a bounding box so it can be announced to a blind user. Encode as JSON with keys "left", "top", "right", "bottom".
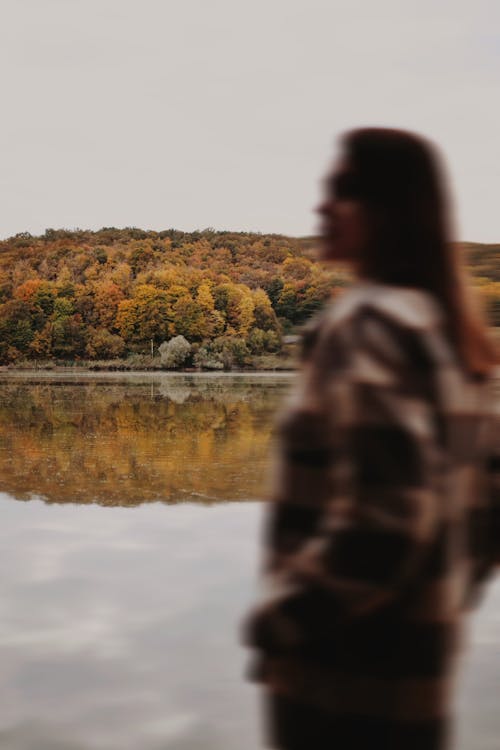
{"left": 241, "top": 309, "right": 444, "bottom": 653}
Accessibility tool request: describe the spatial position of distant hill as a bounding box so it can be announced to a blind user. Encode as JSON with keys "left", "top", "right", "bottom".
{"left": 0, "top": 228, "right": 497, "bottom": 366}
{"left": 0, "top": 227, "right": 348, "bottom": 365}
{"left": 462, "top": 243, "right": 500, "bottom": 281}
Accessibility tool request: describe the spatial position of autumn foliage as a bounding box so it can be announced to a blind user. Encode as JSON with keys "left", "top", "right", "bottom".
{"left": 1, "top": 229, "right": 494, "bottom": 367}
{"left": 0, "top": 227, "right": 348, "bottom": 365}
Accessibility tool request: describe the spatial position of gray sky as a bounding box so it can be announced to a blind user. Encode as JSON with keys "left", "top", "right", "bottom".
{"left": 1, "top": 0, "right": 499, "bottom": 241}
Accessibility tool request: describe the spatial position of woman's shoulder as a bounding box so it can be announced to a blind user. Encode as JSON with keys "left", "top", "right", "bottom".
{"left": 321, "top": 280, "right": 445, "bottom": 334}
{"left": 300, "top": 281, "right": 450, "bottom": 372}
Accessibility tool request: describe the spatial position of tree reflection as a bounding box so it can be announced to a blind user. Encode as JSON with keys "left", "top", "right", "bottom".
{"left": 0, "top": 376, "right": 292, "bottom": 506}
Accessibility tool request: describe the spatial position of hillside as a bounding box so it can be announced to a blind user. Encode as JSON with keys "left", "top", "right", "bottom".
{"left": 0, "top": 228, "right": 497, "bottom": 367}
{"left": 0, "top": 227, "right": 350, "bottom": 366}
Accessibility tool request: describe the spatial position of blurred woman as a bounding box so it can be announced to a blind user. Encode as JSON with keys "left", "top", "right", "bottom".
{"left": 241, "top": 127, "right": 500, "bottom": 749}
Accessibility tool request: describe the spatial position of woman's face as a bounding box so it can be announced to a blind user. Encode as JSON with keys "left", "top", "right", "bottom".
{"left": 315, "top": 157, "right": 368, "bottom": 268}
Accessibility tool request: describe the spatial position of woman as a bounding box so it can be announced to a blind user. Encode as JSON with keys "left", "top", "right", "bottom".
{"left": 241, "top": 128, "right": 500, "bottom": 749}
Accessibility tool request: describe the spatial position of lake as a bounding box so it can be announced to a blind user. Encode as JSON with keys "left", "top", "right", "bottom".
{"left": 0, "top": 372, "right": 498, "bottom": 749}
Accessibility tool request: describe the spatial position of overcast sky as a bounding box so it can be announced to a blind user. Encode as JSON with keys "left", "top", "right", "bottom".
{"left": 1, "top": 0, "right": 499, "bottom": 241}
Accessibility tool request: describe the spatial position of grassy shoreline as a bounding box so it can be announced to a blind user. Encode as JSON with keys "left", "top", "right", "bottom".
{"left": 0, "top": 352, "right": 298, "bottom": 373}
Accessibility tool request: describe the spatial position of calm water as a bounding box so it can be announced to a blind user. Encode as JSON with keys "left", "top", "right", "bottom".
{"left": 0, "top": 372, "right": 498, "bottom": 750}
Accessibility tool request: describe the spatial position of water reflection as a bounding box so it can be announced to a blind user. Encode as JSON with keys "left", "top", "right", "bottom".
{"left": 0, "top": 374, "right": 293, "bottom": 505}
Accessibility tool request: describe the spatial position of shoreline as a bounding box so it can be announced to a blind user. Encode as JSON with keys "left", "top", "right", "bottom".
{"left": 0, "top": 368, "right": 297, "bottom": 378}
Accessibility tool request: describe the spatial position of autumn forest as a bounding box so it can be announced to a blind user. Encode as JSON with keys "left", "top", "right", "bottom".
{"left": 0, "top": 228, "right": 499, "bottom": 368}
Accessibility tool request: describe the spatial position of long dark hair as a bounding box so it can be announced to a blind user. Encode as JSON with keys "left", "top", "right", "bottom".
{"left": 340, "top": 127, "right": 498, "bottom": 378}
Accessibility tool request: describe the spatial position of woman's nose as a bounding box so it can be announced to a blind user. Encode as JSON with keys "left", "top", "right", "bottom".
{"left": 316, "top": 198, "right": 335, "bottom": 218}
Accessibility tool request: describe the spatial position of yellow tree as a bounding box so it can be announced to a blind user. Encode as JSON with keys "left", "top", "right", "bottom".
{"left": 214, "top": 281, "right": 255, "bottom": 335}
{"left": 116, "top": 284, "right": 173, "bottom": 349}
{"left": 194, "top": 282, "right": 224, "bottom": 338}
{"left": 93, "top": 281, "right": 125, "bottom": 330}
{"left": 196, "top": 282, "right": 215, "bottom": 312}
{"left": 252, "top": 288, "right": 279, "bottom": 332}
{"left": 109, "top": 262, "right": 133, "bottom": 294}
{"left": 236, "top": 289, "right": 255, "bottom": 336}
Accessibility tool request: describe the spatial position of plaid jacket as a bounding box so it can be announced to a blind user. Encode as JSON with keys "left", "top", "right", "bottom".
{"left": 241, "top": 280, "right": 500, "bottom": 741}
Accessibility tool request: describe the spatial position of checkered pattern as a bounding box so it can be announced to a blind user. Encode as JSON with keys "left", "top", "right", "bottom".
{"left": 241, "top": 280, "right": 499, "bottom": 747}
